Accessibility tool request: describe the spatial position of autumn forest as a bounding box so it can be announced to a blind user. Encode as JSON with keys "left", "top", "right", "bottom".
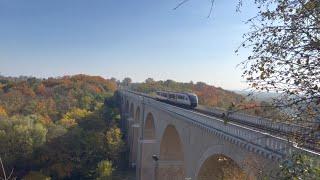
{"left": 0, "top": 75, "right": 128, "bottom": 179}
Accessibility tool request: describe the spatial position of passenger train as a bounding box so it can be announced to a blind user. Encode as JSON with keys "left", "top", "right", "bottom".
{"left": 155, "top": 91, "right": 198, "bottom": 109}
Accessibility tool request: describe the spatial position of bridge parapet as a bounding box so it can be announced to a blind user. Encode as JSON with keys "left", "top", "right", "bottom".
{"left": 200, "top": 106, "right": 307, "bottom": 134}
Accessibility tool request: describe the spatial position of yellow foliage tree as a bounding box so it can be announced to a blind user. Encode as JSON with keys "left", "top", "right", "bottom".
{"left": 58, "top": 108, "right": 91, "bottom": 128}
{"left": 105, "top": 127, "right": 124, "bottom": 158}
{"left": 96, "top": 160, "right": 113, "bottom": 180}
{"left": 64, "top": 108, "right": 90, "bottom": 120}
{"left": 58, "top": 117, "right": 77, "bottom": 128}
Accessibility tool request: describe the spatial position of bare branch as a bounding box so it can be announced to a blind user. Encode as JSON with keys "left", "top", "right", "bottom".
{"left": 173, "top": 0, "right": 190, "bottom": 10}
{"left": 207, "top": 0, "right": 215, "bottom": 18}
{"left": 0, "top": 158, "right": 7, "bottom": 180}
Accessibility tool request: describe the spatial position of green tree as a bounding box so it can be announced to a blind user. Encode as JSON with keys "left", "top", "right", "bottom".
{"left": 46, "top": 123, "right": 67, "bottom": 142}
{"left": 145, "top": 78, "right": 155, "bottom": 84}
{"left": 0, "top": 115, "right": 47, "bottom": 165}
{"left": 121, "top": 77, "right": 132, "bottom": 86}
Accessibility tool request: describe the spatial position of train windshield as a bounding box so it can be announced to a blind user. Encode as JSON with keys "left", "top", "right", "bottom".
{"left": 188, "top": 95, "right": 198, "bottom": 103}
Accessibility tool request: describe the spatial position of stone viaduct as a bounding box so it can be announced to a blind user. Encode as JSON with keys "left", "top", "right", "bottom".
{"left": 119, "top": 90, "right": 317, "bottom": 180}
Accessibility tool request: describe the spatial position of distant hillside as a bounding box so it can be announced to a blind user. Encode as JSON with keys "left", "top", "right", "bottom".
{"left": 131, "top": 79, "right": 282, "bottom": 118}
{"left": 233, "top": 90, "right": 281, "bottom": 102}
{"left": 0, "top": 74, "right": 117, "bottom": 120}
{"left": 131, "top": 80, "right": 245, "bottom": 109}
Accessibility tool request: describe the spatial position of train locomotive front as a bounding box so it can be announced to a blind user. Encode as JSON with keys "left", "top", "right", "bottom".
{"left": 186, "top": 93, "right": 198, "bottom": 109}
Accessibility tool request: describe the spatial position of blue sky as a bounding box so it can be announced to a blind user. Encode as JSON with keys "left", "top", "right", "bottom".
{"left": 0, "top": 0, "right": 257, "bottom": 90}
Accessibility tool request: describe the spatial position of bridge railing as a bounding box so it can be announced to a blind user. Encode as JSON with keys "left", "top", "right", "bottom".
{"left": 198, "top": 105, "right": 308, "bottom": 135}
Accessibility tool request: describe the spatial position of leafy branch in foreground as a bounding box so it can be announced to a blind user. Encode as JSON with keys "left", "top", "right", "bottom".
{"left": 278, "top": 153, "right": 320, "bottom": 179}
{"left": 237, "top": 0, "right": 320, "bottom": 178}
{"left": 239, "top": 0, "right": 320, "bottom": 126}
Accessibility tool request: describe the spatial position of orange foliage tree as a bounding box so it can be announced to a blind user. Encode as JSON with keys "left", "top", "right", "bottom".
{"left": 0, "top": 106, "right": 8, "bottom": 117}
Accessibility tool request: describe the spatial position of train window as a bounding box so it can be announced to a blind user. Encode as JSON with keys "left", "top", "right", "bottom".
{"left": 162, "top": 93, "right": 167, "bottom": 97}
{"left": 169, "top": 94, "right": 175, "bottom": 99}
{"left": 156, "top": 92, "right": 160, "bottom": 95}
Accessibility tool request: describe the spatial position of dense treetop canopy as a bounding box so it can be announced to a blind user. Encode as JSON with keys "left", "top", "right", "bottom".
{"left": 0, "top": 75, "right": 127, "bottom": 179}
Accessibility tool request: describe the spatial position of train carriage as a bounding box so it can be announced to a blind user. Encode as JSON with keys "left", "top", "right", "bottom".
{"left": 156, "top": 91, "right": 198, "bottom": 109}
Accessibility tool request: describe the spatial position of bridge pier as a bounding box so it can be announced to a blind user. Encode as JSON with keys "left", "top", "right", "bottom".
{"left": 129, "top": 124, "right": 140, "bottom": 167}
{"left": 126, "top": 117, "right": 133, "bottom": 142}
{"left": 139, "top": 139, "right": 157, "bottom": 180}
{"left": 120, "top": 113, "right": 129, "bottom": 134}
{"left": 126, "top": 118, "right": 134, "bottom": 166}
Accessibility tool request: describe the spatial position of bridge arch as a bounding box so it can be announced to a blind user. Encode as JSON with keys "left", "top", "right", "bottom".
{"left": 197, "top": 154, "right": 245, "bottom": 180}
{"left": 157, "top": 125, "right": 185, "bottom": 179}
{"left": 144, "top": 112, "right": 156, "bottom": 140}
{"left": 195, "top": 145, "right": 247, "bottom": 180}
{"left": 160, "top": 125, "right": 184, "bottom": 161}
